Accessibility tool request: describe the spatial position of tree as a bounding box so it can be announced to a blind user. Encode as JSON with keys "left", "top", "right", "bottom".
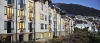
{"left": 65, "top": 27, "right": 100, "bottom": 43}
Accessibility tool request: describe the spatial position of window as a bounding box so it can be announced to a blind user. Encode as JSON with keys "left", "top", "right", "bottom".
{"left": 45, "top": 1, "right": 48, "bottom": 4}
{"left": 11, "top": 0, "right": 14, "bottom": 3}
{"left": 53, "top": 11, "right": 56, "bottom": 15}
{"left": 11, "top": 22, "right": 14, "bottom": 30}
{"left": 28, "top": 23, "right": 33, "bottom": 30}
{"left": 12, "top": 8, "right": 14, "bottom": 15}
{"left": 4, "top": 21, "right": 7, "bottom": 30}
{"left": 45, "top": 6, "right": 47, "bottom": 13}
{"left": 4, "top": 6, "right": 7, "bottom": 15}
{"left": 48, "top": 24, "right": 50, "bottom": 30}
{"left": 7, "top": 0, "right": 14, "bottom": 4}
{"left": 29, "top": 33, "right": 32, "bottom": 40}
{"left": 19, "top": 0, "right": 25, "bottom": 8}
{"left": 29, "top": 13, "right": 33, "bottom": 18}
{"left": 41, "top": 23, "right": 44, "bottom": 29}
{"left": 48, "top": 32, "right": 51, "bottom": 37}
{"left": 28, "top": 1, "right": 33, "bottom": 11}
{"left": 7, "top": 7, "right": 14, "bottom": 18}
{"left": 45, "top": 15, "right": 47, "bottom": 21}
{"left": 45, "top": 24, "right": 47, "bottom": 29}
{"left": 28, "top": 1, "right": 33, "bottom": 7}
{"left": 28, "top": 23, "right": 30, "bottom": 30}
{"left": 41, "top": 4, "right": 43, "bottom": 10}
{"left": 7, "top": 7, "right": 12, "bottom": 16}
{"left": 40, "top": 14, "right": 44, "bottom": 20}
{"left": 32, "top": 24, "right": 34, "bottom": 30}
{"left": 58, "top": 25, "right": 60, "bottom": 29}
{"left": 18, "top": 10, "right": 25, "bottom": 19}
{"left": 29, "top": 13, "right": 33, "bottom": 21}
{"left": 18, "top": 22, "right": 25, "bottom": 32}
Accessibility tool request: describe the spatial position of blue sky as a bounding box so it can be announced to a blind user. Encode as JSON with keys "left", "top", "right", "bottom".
{"left": 52, "top": 0, "right": 100, "bottom": 10}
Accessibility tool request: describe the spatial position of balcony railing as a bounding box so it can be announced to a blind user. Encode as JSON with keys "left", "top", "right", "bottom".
{"left": 7, "top": 8, "right": 14, "bottom": 19}
{"left": 29, "top": 7, "right": 33, "bottom": 12}
{"left": 19, "top": 10, "right": 25, "bottom": 20}
{"left": 48, "top": 24, "right": 51, "bottom": 30}
{"left": 29, "top": 1, "right": 33, "bottom": 13}
{"left": 18, "top": 22, "right": 25, "bottom": 32}
{"left": 29, "top": 13, "right": 33, "bottom": 21}
{"left": 20, "top": 15, "right": 25, "bottom": 20}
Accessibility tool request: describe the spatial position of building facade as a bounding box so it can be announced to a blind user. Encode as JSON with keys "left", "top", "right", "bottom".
{"left": 0, "top": 0, "right": 74, "bottom": 42}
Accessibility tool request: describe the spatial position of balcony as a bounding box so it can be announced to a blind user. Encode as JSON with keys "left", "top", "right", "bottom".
{"left": 18, "top": 22, "right": 25, "bottom": 32}
{"left": 7, "top": 0, "right": 14, "bottom": 8}
{"left": 29, "top": 1, "right": 33, "bottom": 12}
{"left": 20, "top": 15, "right": 26, "bottom": 20}
{"left": 29, "top": 7, "right": 33, "bottom": 13}
{"left": 48, "top": 24, "right": 51, "bottom": 30}
{"left": 7, "top": 8, "right": 14, "bottom": 19}
{"left": 29, "top": 13, "right": 33, "bottom": 21}
{"left": 19, "top": 10, "right": 25, "bottom": 20}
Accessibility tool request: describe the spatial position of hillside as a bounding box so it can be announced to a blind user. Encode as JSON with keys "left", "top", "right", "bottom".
{"left": 51, "top": 3, "right": 100, "bottom": 17}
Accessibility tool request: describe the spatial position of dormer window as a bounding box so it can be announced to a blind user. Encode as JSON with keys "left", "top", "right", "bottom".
{"left": 7, "top": 0, "right": 14, "bottom": 4}
{"left": 40, "top": 0, "right": 44, "bottom": 3}
{"left": 19, "top": 0, "right": 25, "bottom": 8}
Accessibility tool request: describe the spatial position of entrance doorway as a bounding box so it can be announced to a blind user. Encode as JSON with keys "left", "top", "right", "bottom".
{"left": 29, "top": 33, "right": 32, "bottom": 40}
{"left": 7, "top": 21, "right": 11, "bottom": 33}
{"left": 19, "top": 34, "right": 24, "bottom": 42}
{"left": 29, "top": 23, "right": 32, "bottom": 32}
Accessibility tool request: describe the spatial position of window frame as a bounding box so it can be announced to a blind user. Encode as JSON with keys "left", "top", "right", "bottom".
{"left": 28, "top": 23, "right": 30, "bottom": 30}
{"left": 19, "top": 0, "right": 25, "bottom": 8}
{"left": 41, "top": 4, "right": 43, "bottom": 10}
{"left": 28, "top": 1, "right": 33, "bottom": 7}
{"left": 29, "top": 12, "right": 33, "bottom": 18}
{"left": 11, "top": 21, "right": 14, "bottom": 30}
{"left": 45, "top": 24, "right": 47, "bottom": 29}
{"left": 45, "top": 15, "right": 47, "bottom": 21}
{"left": 18, "top": 22, "right": 25, "bottom": 30}
{"left": 4, "top": 6, "right": 7, "bottom": 15}
{"left": 40, "top": 14, "right": 44, "bottom": 20}
{"left": 4, "top": 21, "right": 7, "bottom": 30}
{"left": 18, "top": 10, "right": 25, "bottom": 17}
{"left": 41, "top": 23, "right": 44, "bottom": 29}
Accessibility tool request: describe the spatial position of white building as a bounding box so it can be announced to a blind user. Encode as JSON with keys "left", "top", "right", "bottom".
{"left": 0, "top": 0, "right": 73, "bottom": 42}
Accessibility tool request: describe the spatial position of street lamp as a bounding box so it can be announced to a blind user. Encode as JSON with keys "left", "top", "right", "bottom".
{"left": 33, "top": 1, "right": 36, "bottom": 43}
{"left": 60, "top": 15, "right": 61, "bottom": 36}
{"left": 15, "top": 0, "right": 18, "bottom": 43}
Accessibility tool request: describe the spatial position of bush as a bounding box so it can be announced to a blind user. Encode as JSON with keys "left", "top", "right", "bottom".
{"left": 49, "top": 36, "right": 66, "bottom": 43}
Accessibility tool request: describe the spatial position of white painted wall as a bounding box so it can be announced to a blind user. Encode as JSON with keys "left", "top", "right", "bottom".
{"left": 0, "top": 0, "right": 8, "bottom": 34}
{"left": 35, "top": 1, "right": 49, "bottom": 32}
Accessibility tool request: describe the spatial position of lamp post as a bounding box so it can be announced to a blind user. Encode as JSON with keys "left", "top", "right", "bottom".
{"left": 60, "top": 15, "right": 61, "bottom": 36}
{"left": 33, "top": 1, "right": 36, "bottom": 43}
{"left": 15, "top": 0, "right": 18, "bottom": 43}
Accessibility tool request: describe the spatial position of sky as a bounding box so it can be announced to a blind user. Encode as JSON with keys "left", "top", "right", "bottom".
{"left": 52, "top": 0, "right": 100, "bottom": 10}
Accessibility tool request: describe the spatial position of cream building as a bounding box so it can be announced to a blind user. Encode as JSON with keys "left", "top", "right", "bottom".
{"left": 0, "top": 0, "right": 74, "bottom": 42}
{"left": 0, "top": 0, "right": 52, "bottom": 42}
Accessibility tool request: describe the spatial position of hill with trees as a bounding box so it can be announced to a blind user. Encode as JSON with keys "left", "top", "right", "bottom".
{"left": 51, "top": 3, "right": 100, "bottom": 17}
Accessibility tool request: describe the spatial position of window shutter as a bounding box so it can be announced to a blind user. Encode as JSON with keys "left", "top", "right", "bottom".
{"left": 32, "top": 23, "right": 34, "bottom": 30}
{"left": 11, "top": 22, "right": 14, "bottom": 30}
{"left": 4, "top": 21, "right": 7, "bottom": 30}
{"left": 4, "top": 6, "right": 7, "bottom": 15}
{"left": 28, "top": 23, "right": 30, "bottom": 30}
